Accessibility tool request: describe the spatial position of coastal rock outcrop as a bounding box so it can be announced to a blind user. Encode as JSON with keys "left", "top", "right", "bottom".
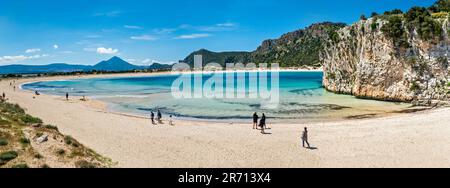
{"left": 321, "top": 13, "right": 450, "bottom": 102}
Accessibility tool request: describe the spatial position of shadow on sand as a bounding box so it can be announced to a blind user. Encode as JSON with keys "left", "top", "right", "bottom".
{"left": 306, "top": 146, "right": 318, "bottom": 150}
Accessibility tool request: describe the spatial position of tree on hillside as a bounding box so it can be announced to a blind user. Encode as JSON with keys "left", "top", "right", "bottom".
{"left": 371, "top": 12, "right": 378, "bottom": 17}
{"left": 428, "top": 0, "right": 450, "bottom": 12}
{"left": 360, "top": 14, "right": 367, "bottom": 20}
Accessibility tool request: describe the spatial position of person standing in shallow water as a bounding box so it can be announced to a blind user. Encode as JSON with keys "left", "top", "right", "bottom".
{"left": 302, "top": 127, "right": 310, "bottom": 148}
{"left": 252, "top": 112, "right": 259, "bottom": 129}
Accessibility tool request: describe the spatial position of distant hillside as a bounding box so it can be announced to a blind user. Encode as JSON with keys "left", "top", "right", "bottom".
{"left": 0, "top": 64, "right": 91, "bottom": 74}
{"left": 251, "top": 22, "right": 346, "bottom": 67}
{"left": 93, "top": 56, "right": 141, "bottom": 71}
{"left": 0, "top": 56, "right": 173, "bottom": 74}
{"left": 183, "top": 49, "right": 251, "bottom": 67}
{"left": 182, "top": 22, "right": 346, "bottom": 68}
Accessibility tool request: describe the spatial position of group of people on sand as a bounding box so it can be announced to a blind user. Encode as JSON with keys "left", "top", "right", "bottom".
{"left": 9, "top": 81, "right": 16, "bottom": 92}
{"left": 150, "top": 109, "right": 174, "bottom": 126}
{"left": 252, "top": 112, "right": 312, "bottom": 149}
{"left": 252, "top": 112, "right": 268, "bottom": 134}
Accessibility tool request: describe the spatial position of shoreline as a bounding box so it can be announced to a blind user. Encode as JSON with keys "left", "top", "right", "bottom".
{"left": 17, "top": 69, "right": 414, "bottom": 125}
{"left": 2, "top": 72, "right": 450, "bottom": 167}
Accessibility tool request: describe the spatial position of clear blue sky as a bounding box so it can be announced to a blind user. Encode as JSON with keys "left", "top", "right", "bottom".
{"left": 0, "top": 0, "right": 436, "bottom": 66}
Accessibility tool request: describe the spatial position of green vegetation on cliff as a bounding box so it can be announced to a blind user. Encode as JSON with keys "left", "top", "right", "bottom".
{"left": 251, "top": 22, "right": 346, "bottom": 68}
{"left": 183, "top": 22, "right": 346, "bottom": 68}
{"left": 379, "top": 0, "right": 448, "bottom": 46}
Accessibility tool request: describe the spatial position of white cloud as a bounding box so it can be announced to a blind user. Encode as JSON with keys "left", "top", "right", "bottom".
{"left": 141, "top": 59, "right": 175, "bottom": 65}
{"left": 198, "top": 22, "right": 238, "bottom": 32}
{"left": 53, "top": 44, "right": 59, "bottom": 49}
{"left": 126, "top": 59, "right": 137, "bottom": 63}
{"left": 174, "top": 33, "right": 211, "bottom": 39}
{"left": 0, "top": 54, "right": 49, "bottom": 64}
{"left": 130, "top": 35, "right": 158, "bottom": 41}
{"left": 85, "top": 35, "right": 102, "bottom": 39}
{"left": 25, "top": 48, "right": 41, "bottom": 53}
{"left": 93, "top": 11, "right": 122, "bottom": 17}
{"left": 152, "top": 28, "right": 176, "bottom": 35}
{"left": 124, "top": 25, "right": 142, "bottom": 29}
{"left": 216, "top": 23, "right": 236, "bottom": 27}
{"left": 96, "top": 47, "right": 119, "bottom": 54}
{"left": 177, "top": 22, "right": 238, "bottom": 32}
{"left": 142, "top": 59, "right": 151, "bottom": 64}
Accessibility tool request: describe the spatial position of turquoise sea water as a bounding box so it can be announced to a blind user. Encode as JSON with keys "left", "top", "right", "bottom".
{"left": 22, "top": 71, "right": 410, "bottom": 123}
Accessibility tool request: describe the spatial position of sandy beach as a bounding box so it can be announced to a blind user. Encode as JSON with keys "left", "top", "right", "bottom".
{"left": 1, "top": 73, "right": 450, "bottom": 168}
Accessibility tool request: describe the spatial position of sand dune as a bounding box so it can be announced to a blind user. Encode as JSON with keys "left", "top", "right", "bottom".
{"left": 1, "top": 74, "right": 450, "bottom": 168}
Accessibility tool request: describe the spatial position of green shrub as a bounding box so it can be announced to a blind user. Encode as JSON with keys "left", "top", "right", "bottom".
{"left": 428, "top": 0, "right": 450, "bottom": 13}
{"left": 19, "top": 137, "right": 30, "bottom": 145}
{"left": 0, "top": 138, "right": 8, "bottom": 146}
{"left": 0, "top": 151, "right": 18, "bottom": 161}
{"left": 12, "top": 163, "right": 29, "bottom": 168}
{"left": 381, "top": 15, "right": 410, "bottom": 48}
{"left": 0, "top": 119, "right": 9, "bottom": 125}
{"left": 0, "top": 103, "right": 25, "bottom": 114}
{"left": 56, "top": 149, "right": 65, "bottom": 156}
{"left": 405, "top": 6, "right": 443, "bottom": 41}
{"left": 384, "top": 9, "right": 403, "bottom": 15}
{"left": 20, "top": 114, "right": 43, "bottom": 124}
{"left": 327, "top": 72, "right": 336, "bottom": 80}
{"left": 64, "top": 136, "right": 73, "bottom": 145}
{"left": 44, "top": 125, "right": 59, "bottom": 131}
{"left": 371, "top": 20, "right": 379, "bottom": 31}
{"left": 35, "top": 132, "right": 43, "bottom": 138}
{"left": 75, "top": 160, "right": 97, "bottom": 168}
{"left": 432, "top": 12, "right": 449, "bottom": 19}
{"left": 34, "top": 153, "right": 43, "bottom": 159}
{"left": 410, "top": 82, "right": 421, "bottom": 92}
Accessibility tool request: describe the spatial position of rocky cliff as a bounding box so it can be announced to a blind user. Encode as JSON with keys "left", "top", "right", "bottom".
{"left": 183, "top": 22, "right": 345, "bottom": 68}
{"left": 322, "top": 12, "right": 450, "bottom": 103}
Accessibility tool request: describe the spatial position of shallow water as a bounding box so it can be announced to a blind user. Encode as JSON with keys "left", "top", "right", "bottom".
{"left": 22, "top": 71, "right": 411, "bottom": 123}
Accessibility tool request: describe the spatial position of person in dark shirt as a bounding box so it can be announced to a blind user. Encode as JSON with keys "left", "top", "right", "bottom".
{"left": 66, "top": 92, "right": 69, "bottom": 101}
{"left": 302, "top": 127, "right": 310, "bottom": 148}
{"left": 259, "top": 113, "right": 266, "bottom": 134}
{"left": 150, "top": 111, "right": 155, "bottom": 125}
{"left": 252, "top": 112, "right": 259, "bottom": 129}
{"left": 157, "top": 110, "right": 162, "bottom": 123}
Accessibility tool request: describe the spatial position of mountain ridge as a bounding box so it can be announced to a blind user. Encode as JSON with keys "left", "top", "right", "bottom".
{"left": 182, "top": 22, "right": 346, "bottom": 68}
{"left": 0, "top": 56, "right": 172, "bottom": 74}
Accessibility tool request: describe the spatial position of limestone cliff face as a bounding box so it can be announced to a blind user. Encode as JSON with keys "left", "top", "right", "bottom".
{"left": 321, "top": 17, "right": 450, "bottom": 102}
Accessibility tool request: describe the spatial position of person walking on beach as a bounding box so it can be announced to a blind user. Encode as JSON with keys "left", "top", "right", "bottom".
{"left": 259, "top": 113, "right": 266, "bottom": 134}
{"left": 150, "top": 111, "right": 155, "bottom": 125}
{"left": 169, "top": 115, "right": 174, "bottom": 126}
{"left": 66, "top": 92, "right": 69, "bottom": 101}
{"left": 301, "top": 127, "right": 310, "bottom": 148}
{"left": 2, "top": 92, "right": 5, "bottom": 99}
{"left": 13, "top": 85, "right": 16, "bottom": 92}
{"left": 252, "top": 112, "right": 259, "bottom": 129}
{"left": 157, "top": 110, "right": 162, "bottom": 123}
